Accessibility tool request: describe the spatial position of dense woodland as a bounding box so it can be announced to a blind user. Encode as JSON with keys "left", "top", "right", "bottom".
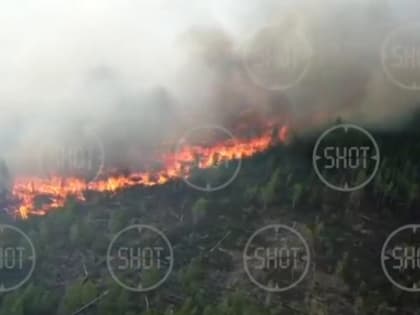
{"left": 1, "top": 120, "right": 420, "bottom": 315}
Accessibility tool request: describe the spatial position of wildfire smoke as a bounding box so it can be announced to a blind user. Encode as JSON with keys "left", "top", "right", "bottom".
{"left": 11, "top": 125, "right": 289, "bottom": 219}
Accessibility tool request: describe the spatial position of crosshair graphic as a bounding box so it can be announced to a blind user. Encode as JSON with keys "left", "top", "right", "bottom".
{"left": 381, "top": 224, "right": 420, "bottom": 292}
{"left": 0, "top": 224, "right": 36, "bottom": 293}
{"left": 243, "top": 21, "right": 312, "bottom": 91}
{"left": 313, "top": 124, "right": 380, "bottom": 192}
{"left": 39, "top": 129, "right": 105, "bottom": 182}
{"left": 176, "top": 125, "right": 242, "bottom": 192}
{"left": 382, "top": 23, "right": 420, "bottom": 91}
{"left": 107, "top": 224, "right": 173, "bottom": 292}
{"left": 243, "top": 224, "right": 311, "bottom": 292}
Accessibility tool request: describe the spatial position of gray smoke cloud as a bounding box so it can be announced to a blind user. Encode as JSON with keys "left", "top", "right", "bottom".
{"left": 0, "top": 0, "right": 419, "bottom": 176}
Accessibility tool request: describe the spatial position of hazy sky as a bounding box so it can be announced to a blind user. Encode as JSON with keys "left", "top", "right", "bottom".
{"left": 0, "top": 0, "right": 417, "bottom": 116}
{"left": 0, "top": 0, "right": 419, "bottom": 173}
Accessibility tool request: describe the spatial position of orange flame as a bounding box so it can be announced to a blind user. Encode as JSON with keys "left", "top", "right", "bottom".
{"left": 11, "top": 126, "right": 289, "bottom": 219}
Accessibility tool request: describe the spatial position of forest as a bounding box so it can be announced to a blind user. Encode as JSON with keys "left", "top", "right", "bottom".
{"left": 0, "top": 119, "right": 419, "bottom": 315}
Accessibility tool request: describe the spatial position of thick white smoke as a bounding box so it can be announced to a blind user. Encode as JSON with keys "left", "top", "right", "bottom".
{"left": 0, "top": 0, "right": 419, "bottom": 175}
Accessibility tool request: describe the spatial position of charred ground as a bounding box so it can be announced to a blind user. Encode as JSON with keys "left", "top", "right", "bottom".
{"left": 1, "top": 120, "right": 420, "bottom": 315}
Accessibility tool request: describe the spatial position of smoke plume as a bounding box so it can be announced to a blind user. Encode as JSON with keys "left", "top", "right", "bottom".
{"left": 0, "top": 0, "right": 419, "bottom": 175}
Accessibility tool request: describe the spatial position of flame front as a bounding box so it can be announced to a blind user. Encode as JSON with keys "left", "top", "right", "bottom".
{"left": 11, "top": 126, "right": 289, "bottom": 219}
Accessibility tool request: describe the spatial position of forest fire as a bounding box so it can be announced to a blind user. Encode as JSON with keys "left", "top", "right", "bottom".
{"left": 11, "top": 125, "right": 289, "bottom": 219}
